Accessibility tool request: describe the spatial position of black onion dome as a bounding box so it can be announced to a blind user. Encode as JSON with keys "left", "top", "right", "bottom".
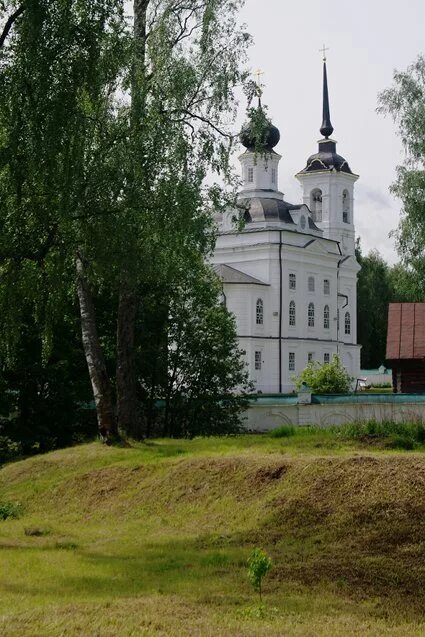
{"left": 240, "top": 107, "right": 280, "bottom": 152}
{"left": 303, "top": 139, "right": 352, "bottom": 174}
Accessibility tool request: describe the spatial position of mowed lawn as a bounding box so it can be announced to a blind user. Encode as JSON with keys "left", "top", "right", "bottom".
{"left": 0, "top": 431, "right": 425, "bottom": 636}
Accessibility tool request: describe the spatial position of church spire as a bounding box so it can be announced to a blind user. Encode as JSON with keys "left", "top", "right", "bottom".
{"left": 320, "top": 58, "right": 334, "bottom": 139}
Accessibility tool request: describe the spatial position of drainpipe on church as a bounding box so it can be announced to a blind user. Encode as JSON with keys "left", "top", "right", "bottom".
{"left": 279, "top": 230, "right": 283, "bottom": 393}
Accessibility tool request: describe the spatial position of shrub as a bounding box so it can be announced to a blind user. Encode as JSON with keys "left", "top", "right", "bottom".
{"left": 0, "top": 502, "right": 21, "bottom": 520}
{"left": 270, "top": 425, "right": 296, "bottom": 438}
{"left": 0, "top": 436, "right": 22, "bottom": 465}
{"left": 247, "top": 548, "right": 272, "bottom": 602}
{"left": 388, "top": 435, "right": 416, "bottom": 450}
{"left": 292, "top": 355, "right": 353, "bottom": 394}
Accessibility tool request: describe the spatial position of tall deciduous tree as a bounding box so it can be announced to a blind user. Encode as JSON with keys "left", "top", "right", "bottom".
{"left": 378, "top": 55, "right": 425, "bottom": 278}
{"left": 0, "top": 0, "right": 251, "bottom": 442}
{"left": 0, "top": 0, "right": 128, "bottom": 440}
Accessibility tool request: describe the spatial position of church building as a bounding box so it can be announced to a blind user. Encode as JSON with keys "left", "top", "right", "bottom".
{"left": 212, "top": 60, "right": 361, "bottom": 393}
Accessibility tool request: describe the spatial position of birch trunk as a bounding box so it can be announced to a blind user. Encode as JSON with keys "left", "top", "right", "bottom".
{"left": 75, "top": 252, "right": 117, "bottom": 441}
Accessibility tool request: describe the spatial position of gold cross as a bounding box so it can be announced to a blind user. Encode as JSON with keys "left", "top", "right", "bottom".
{"left": 254, "top": 68, "right": 264, "bottom": 91}
{"left": 319, "top": 44, "right": 330, "bottom": 62}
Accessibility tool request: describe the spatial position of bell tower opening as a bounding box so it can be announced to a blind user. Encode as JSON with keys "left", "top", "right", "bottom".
{"left": 311, "top": 189, "right": 323, "bottom": 222}
{"left": 342, "top": 190, "right": 350, "bottom": 223}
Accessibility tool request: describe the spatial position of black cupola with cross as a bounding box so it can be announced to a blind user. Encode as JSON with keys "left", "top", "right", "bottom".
{"left": 300, "top": 56, "right": 352, "bottom": 174}
{"left": 239, "top": 69, "right": 280, "bottom": 153}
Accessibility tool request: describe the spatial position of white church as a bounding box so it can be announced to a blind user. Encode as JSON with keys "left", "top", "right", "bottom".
{"left": 212, "top": 60, "right": 361, "bottom": 393}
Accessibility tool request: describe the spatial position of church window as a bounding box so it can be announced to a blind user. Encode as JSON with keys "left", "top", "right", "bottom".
{"left": 272, "top": 168, "right": 277, "bottom": 184}
{"left": 308, "top": 302, "right": 315, "bottom": 327}
{"left": 289, "top": 273, "right": 296, "bottom": 290}
{"left": 289, "top": 300, "right": 296, "bottom": 326}
{"left": 324, "top": 352, "right": 330, "bottom": 364}
{"left": 343, "top": 190, "right": 350, "bottom": 223}
{"left": 256, "top": 299, "right": 264, "bottom": 325}
{"left": 345, "top": 311, "right": 351, "bottom": 335}
{"left": 311, "top": 189, "right": 323, "bottom": 222}
{"left": 289, "top": 352, "right": 295, "bottom": 372}
{"left": 324, "top": 305, "right": 330, "bottom": 329}
{"left": 248, "top": 167, "right": 254, "bottom": 183}
{"left": 324, "top": 279, "right": 330, "bottom": 295}
{"left": 255, "top": 351, "right": 262, "bottom": 370}
{"left": 308, "top": 352, "right": 315, "bottom": 363}
{"left": 308, "top": 276, "right": 315, "bottom": 292}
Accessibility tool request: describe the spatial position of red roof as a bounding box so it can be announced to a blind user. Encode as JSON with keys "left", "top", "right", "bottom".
{"left": 386, "top": 303, "right": 425, "bottom": 360}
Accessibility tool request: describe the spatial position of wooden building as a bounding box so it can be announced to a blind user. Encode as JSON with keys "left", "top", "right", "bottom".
{"left": 386, "top": 303, "right": 425, "bottom": 393}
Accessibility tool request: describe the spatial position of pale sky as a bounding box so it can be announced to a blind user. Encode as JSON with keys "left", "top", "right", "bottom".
{"left": 238, "top": 0, "right": 425, "bottom": 263}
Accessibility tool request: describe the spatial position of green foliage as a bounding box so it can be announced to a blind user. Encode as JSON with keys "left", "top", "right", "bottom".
{"left": 342, "top": 419, "right": 425, "bottom": 449}
{"left": 270, "top": 425, "right": 296, "bottom": 438}
{"left": 247, "top": 548, "right": 272, "bottom": 602}
{"left": 292, "top": 355, "right": 353, "bottom": 394}
{"left": 356, "top": 244, "right": 393, "bottom": 368}
{"left": 0, "top": 436, "right": 21, "bottom": 465}
{"left": 355, "top": 240, "right": 425, "bottom": 368}
{"left": 0, "top": 0, "right": 252, "bottom": 445}
{"left": 0, "top": 501, "right": 20, "bottom": 520}
{"left": 138, "top": 264, "right": 252, "bottom": 438}
{"left": 378, "top": 55, "right": 425, "bottom": 284}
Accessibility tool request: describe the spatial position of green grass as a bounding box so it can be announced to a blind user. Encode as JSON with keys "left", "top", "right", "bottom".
{"left": 0, "top": 431, "right": 424, "bottom": 635}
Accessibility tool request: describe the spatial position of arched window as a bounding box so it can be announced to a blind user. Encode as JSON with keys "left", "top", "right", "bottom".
{"left": 256, "top": 299, "right": 263, "bottom": 325}
{"left": 311, "top": 189, "right": 323, "bottom": 222}
{"left": 308, "top": 276, "right": 315, "bottom": 292}
{"left": 324, "top": 305, "right": 330, "bottom": 329}
{"left": 289, "top": 300, "right": 296, "bottom": 326}
{"left": 248, "top": 167, "right": 254, "bottom": 183}
{"left": 343, "top": 190, "right": 350, "bottom": 223}
{"left": 308, "top": 302, "right": 315, "bottom": 327}
{"left": 323, "top": 279, "right": 330, "bottom": 295}
{"left": 345, "top": 311, "right": 351, "bottom": 335}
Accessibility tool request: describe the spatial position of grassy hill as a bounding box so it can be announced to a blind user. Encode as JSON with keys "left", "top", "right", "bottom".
{"left": 0, "top": 431, "right": 425, "bottom": 636}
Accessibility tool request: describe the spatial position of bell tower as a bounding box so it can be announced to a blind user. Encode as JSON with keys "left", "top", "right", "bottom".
{"left": 295, "top": 56, "right": 358, "bottom": 256}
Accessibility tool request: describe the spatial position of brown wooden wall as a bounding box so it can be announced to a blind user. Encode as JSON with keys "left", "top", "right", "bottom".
{"left": 390, "top": 360, "right": 425, "bottom": 394}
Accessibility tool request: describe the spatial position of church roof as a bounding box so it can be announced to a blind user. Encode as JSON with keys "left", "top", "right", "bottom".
{"left": 240, "top": 197, "right": 297, "bottom": 224}
{"left": 213, "top": 264, "right": 269, "bottom": 286}
{"left": 386, "top": 303, "right": 425, "bottom": 360}
{"left": 301, "top": 139, "right": 353, "bottom": 174}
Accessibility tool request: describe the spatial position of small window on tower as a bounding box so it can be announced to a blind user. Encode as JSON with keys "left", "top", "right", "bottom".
{"left": 308, "top": 352, "right": 315, "bottom": 363}
{"left": 272, "top": 168, "right": 277, "bottom": 184}
{"left": 289, "top": 352, "right": 295, "bottom": 372}
{"left": 248, "top": 167, "right": 254, "bottom": 183}
{"left": 324, "top": 279, "right": 330, "bottom": 295}
{"left": 308, "top": 276, "right": 315, "bottom": 292}
{"left": 255, "top": 351, "right": 262, "bottom": 370}
{"left": 311, "top": 189, "right": 323, "bottom": 222}
{"left": 324, "top": 352, "right": 330, "bottom": 364}
{"left": 343, "top": 190, "right": 349, "bottom": 223}
{"left": 289, "top": 273, "right": 296, "bottom": 290}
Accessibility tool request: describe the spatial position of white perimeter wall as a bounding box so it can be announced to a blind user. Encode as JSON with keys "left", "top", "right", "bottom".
{"left": 245, "top": 401, "right": 425, "bottom": 431}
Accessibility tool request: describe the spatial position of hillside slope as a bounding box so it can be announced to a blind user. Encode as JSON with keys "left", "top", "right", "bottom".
{"left": 0, "top": 437, "right": 424, "bottom": 636}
